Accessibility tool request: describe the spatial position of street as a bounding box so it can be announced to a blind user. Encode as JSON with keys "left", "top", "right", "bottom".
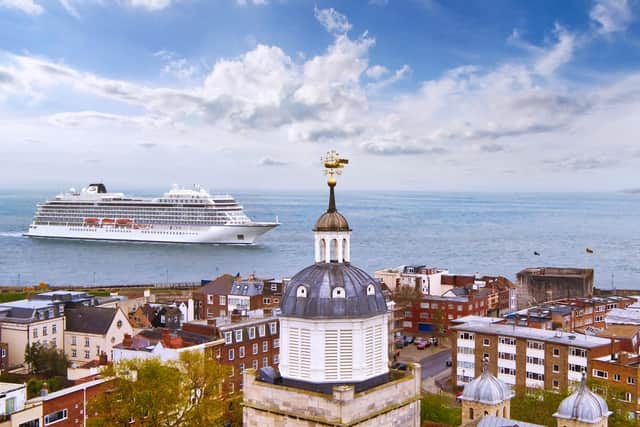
{"left": 419, "top": 348, "right": 451, "bottom": 379}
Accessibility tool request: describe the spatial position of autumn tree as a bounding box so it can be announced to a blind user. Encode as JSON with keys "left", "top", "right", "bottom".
{"left": 89, "top": 350, "right": 230, "bottom": 427}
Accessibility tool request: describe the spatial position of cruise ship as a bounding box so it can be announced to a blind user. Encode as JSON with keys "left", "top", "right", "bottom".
{"left": 25, "top": 184, "right": 279, "bottom": 244}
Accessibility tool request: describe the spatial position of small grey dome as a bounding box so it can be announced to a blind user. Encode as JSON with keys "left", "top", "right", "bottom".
{"left": 554, "top": 378, "right": 610, "bottom": 423}
{"left": 460, "top": 366, "right": 514, "bottom": 405}
{"left": 280, "top": 262, "right": 387, "bottom": 319}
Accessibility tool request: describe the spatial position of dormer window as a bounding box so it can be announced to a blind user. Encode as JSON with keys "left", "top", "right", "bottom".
{"left": 366, "top": 284, "right": 376, "bottom": 296}
{"left": 332, "top": 287, "right": 345, "bottom": 299}
{"left": 296, "top": 286, "right": 308, "bottom": 298}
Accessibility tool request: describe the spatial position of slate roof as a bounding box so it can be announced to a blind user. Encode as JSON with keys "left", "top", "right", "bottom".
{"left": 230, "top": 280, "right": 264, "bottom": 296}
{"left": 197, "top": 274, "right": 235, "bottom": 296}
{"left": 65, "top": 307, "right": 118, "bottom": 335}
{"left": 476, "top": 415, "right": 544, "bottom": 427}
{"left": 281, "top": 262, "right": 387, "bottom": 319}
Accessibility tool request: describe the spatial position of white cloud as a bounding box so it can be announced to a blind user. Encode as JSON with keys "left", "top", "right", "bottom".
{"left": 236, "top": 0, "right": 268, "bottom": 5}
{"left": 58, "top": 0, "right": 80, "bottom": 18}
{"left": 534, "top": 24, "right": 575, "bottom": 77}
{"left": 367, "top": 64, "right": 410, "bottom": 90}
{"left": 366, "top": 65, "right": 388, "bottom": 80}
{"left": 314, "top": 6, "right": 352, "bottom": 35}
{"left": 590, "top": 0, "right": 633, "bottom": 34}
{"left": 126, "top": 0, "right": 174, "bottom": 11}
{"left": 0, "top": 0, "right": 44, "bottom": 15}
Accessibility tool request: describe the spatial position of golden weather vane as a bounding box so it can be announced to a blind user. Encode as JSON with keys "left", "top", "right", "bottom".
{"left": 321, "top": 150, "right": 349, "bottom": 185}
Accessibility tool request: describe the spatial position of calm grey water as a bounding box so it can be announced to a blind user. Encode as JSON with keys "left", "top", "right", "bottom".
{"left": 0, "top": 189, "right": 639, "bottom": 288}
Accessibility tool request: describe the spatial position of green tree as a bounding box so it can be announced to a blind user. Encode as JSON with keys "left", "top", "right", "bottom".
{"left": 432, "top": 308, "right": 446, "bottom": 337}
{"left": 89, "top": 351, "right": 230, "bottom": 427}
{"left": 589, "top": 379, "right": 639, "bottom": 427}
{"left": 420, "top": 393, "right": 461, "bottom": 426}
{"left": 24, "top": 342, "right": 69, "bottom": 376}
{"left": 510, "top": 386, "right": 569, "bottom": 426}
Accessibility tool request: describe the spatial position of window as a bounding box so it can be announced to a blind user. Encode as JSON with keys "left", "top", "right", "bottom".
{"left": 570, "top": 347, "right": 587, "bottom": 358}
{"left": 229, "top": 382, "right": 235, "bottom": 394}
{"left": 117, "top": 320, "right": 123, "bottom": 328}
{"left": 252, "top": 343, "right": 258, "bottom": 355}
{"left": 526, "top": 372, "right": 544, "bottom": 381}
{"left": 84, "top": 337, "right": 90, "bottom": 347}
{"left": 252, "top": 359, "right": 258, "bottom": 369}
{"left": 273, "top": 354, "right": 279, "bottom": 364}
{"left": 553, "top": 348, "right": 560, "bottom": 357}
{"left": 234, "top": 330, "right": 243, "bottom": 342}
{"left": 229, "top": 366, "right": 234, "bottom": 378}
{"left": 367, "top": 284, "right": 375, "bottom": 296}
{"left": 498, "top": 336, "right": 516, "bottom": 345}
{"left": 228, "top": 349, "right": 235, "bottom": 361}
{"left": 262, "top": 357, "right": 269, "bottom": 367}
{"left": 592, "top": 369, "right": 608, "bottom": 379}
{"left": 628, "top": 377, "right": 636, "bottom": 384}
{"left": 52, "top": 324, "right": 57, "bottom": 334}
{"left": 614, "top": 373, "right": 621, "bottom": 381}
{"left": 527, "top": 340, "right": 544, "bottom": 350}
{"left": 457, "top": 305, "right": 463, "bottom": 312}
{"left": 42, "top": 326, "right": 48, "bottom": 336}
{"left": 332, "top": 287, "right": 345, "bottom": 298}
{"left": 420, "top": 302, "right": 429, "bottom": 309}
{"left": 499, "top": 367, "right": 516, "bottom": 376}
{"left": 296, "top": 286, "right": 307, "bottom": 298}
{"left": 526, "top": 356, "right": 544, "bottom": 365}
{"left": 459, "top": 332, "right": 474, "bottom": 340}
{"left": 84, "top": 351, "right": 90, "bottom": 359}
{"left": 5, "top": 397, "right": 15, "bottom": 414}
{"left": 263, "top": 341, "right": 268, "bottom": 352}
{"left": 404, "top": 311, "right": 412, "bottom": 319}
{"left": 258, "top": 324, "right": 266, "bottom": 337}
{"left": 269, "top": 322, "right": 277, "bottom": 334}
{"left": 273, "top": 338, "right": 279, "bottom": 348}
{"left": 263, "top": 297, "right": 271, "bottom": 304}
{"left": 96, "top": 345, "right": 100, "bottom": 356}
{"left": 239, "top": 363, "right": 245, "bottom": 373}
{"left": 219, "top": 295, "right": 226, "bottom": 305}
{"left": 624, "top": 392, "right": 633, "bottom": 402}
{"left": 552, "top": 379, "right": 560, "bottom": 389}
{"left": 72, "top": 349, "right": 77, "bottom": 358}
{"left": 553, "top": 364, "right": 560, "bottom": 373}
{"left": 248, "top": 327, "right": 256, "bottom": 339}
{"left": 498, "top": 352, "right": 516, "bottom": 361}
{"left": 239, "top": 346, "right": 245, "bottom": 358}
{"left": 44, "top": 409, "right": 67, "bottom": 425}
{"left": 33, "top": 328, "right": 38, "bottom": 338}
{"left": 483, "top": 338, "right": 490, "bottom": 346}
{"left": 569, "top": 364, "right": 584, "bottom": 373}
{"left": 18, "top": 420, "right": 39, "bottom": 427}
{"left": 207, "top": 295, "right": 213, "bottom": 304}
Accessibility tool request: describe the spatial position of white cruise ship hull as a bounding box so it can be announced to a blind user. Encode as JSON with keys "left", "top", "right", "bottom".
{"left": 24, "top": 223, "right": 278, "bottom": 245}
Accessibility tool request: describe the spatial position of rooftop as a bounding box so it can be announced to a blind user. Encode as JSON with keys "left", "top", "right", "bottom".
{"left": 605, "top": 308, "right": 640, "bottom": 325}
{"left": 452, "top": 322, "right": 612, "bottom": 348}
{"left": 0, "top": 382, "right": 25, "bottom": 394}
{"left": 476, "top": 415, "right": 544, "bottom": 427}
{"left": 65, "top": 307, "right": 119, "bottom": 334}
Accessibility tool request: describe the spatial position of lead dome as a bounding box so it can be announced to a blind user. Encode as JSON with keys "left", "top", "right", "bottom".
{"left": 554, "top": 374, "right": 611, "bottom": 424}
{"left": 460, "top": 363, "right": 514, "bottom": 405}
{"left": 280, "top": 262, "right": 387, "bottom": 318}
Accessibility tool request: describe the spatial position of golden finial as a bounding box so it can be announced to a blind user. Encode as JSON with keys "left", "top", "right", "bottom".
{"left": 321, "top": 150, "right": 349, "bottom": 186}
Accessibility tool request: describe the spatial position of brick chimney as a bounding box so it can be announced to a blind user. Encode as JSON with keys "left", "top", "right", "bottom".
{"left": 122, "top": 333, "right": 133, "bottom": 348}
{"left": 162, "top": 330, "right": 183, "bottom": 349}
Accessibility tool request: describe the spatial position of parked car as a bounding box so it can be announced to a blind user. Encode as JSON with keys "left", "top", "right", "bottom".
{"left": 414, "top": 337, "right": 426, "bottom": 345}
{"left": 417, "top": 341, "right": 431, "bottom": 350}
{"left": 392, "top": 362, "right": 408, "bottom": 371}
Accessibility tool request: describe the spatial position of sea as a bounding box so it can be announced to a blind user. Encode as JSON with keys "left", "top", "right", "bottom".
{"left": 0, "top": 189, "right": 639, "bottom": 289}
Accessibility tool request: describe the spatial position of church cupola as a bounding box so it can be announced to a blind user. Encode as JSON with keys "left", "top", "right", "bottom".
{"left": 313, "top": 151, "right": 351, "bottom": 263}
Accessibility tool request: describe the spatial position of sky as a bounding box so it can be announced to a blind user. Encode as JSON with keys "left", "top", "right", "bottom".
{"left": 1, "top": 0, "right": 640, "bottom": 192}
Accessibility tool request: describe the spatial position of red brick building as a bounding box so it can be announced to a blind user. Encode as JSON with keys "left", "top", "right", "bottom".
{"left": 194, "top": 274, "right": 235, "bottom": 320}
{"left": 401, "top": 290, "right": 490, "bottom": 335}
{"left": 37, "top": 378, "right": 112, "bottom": 427}
{"left": 217, "top": 313, "right": 280, "bottom": 395}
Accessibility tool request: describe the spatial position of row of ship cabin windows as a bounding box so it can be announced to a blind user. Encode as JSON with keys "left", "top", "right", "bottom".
{"left": 227, "top": 339, "right": 279, "bottom": 360}
{"left": 296, "top": 284, "right": 377, "bottom": 298}
{"left": 223, "top": 322, "right": 278, "bottom": 344}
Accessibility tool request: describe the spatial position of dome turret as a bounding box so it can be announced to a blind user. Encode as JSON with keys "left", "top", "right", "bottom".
{"left": 460, "top": 360, "right": 514, "bottom": 405}
{"left": 554, "top": 372, "right": 611, "bottom": 424}
{"left": 313, "top": 182, "right": 351, "bottom": 232}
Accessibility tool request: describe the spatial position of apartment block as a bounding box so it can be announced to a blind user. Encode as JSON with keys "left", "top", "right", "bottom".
{"left": 590, "top": 352, "right": 640, "bottom": 417}
{"left": 452, "top": 320, "right": 612, "bottom": 392}
{"left": 0, "top": 300, "right": 65, "bottom": 368}
{"left": 217, "top": 314, "right": 280, "bottom": 395}
{"left": 374, "top": 265, "right": 450, "bottom": 295}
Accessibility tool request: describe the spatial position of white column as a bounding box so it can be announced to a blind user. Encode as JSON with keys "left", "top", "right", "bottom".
{"left": 324, "top": 238, "right": 331, "bottom": 263}
{"left": 337, "top": 238, "right": 344, "bottom": 263}
{"left": 343, "top": 237, "right": 350, "bottom": 262}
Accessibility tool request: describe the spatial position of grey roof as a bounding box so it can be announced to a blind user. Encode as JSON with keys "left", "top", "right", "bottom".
{"left": 452, "top": 322, "right": 612, "bottom": 349}
{"left": 554, "top": 377, "right": 611, "bottom": 423}
{"left": 460, "top": 363, "right": 514, "bottom": 405}
{"left": 230, "top": 281, "right": 264, "bottom": 296}
{"left": 280, "top": 262, "right": 387, "bottom": 319}
{"left": 605, "top": 308, "right": 640, "bottom": 325}
{"left": 477, "top": 416, "right": 544, "bottom": 427}
{"left": 65, "top": 307, "right": 118, "bottom": 334}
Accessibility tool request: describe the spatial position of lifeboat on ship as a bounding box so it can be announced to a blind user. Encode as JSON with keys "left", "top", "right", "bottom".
{"left": 84, "top": 217, "right": 99, "bottom": 225}
{"left": 116, "top": 218, "right": 133, "bottom": 227}
{"left": 101, "top": 218, "right": 115, "bottom": 225}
